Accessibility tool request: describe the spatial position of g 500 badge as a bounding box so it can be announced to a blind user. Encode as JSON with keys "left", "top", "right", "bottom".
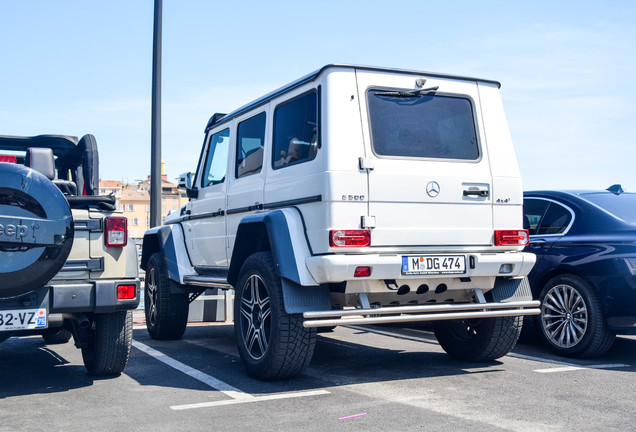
{"left": 342, "top": 195, "right": 365, "bottom": 201}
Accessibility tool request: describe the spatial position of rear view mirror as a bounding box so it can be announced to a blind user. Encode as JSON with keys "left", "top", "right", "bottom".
{"left": 178, "top": 172, "right": 197, "bottom": 198}
{"left": 177, "top": 172, "right": 192, "bottom": 190}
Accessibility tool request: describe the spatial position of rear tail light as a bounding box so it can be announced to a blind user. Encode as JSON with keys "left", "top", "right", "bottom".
{"left": 105, "top": 217, "right": 127, "bottom": 247}
{"left": 117, "top": 284, "right": 136, "bottom": 300}
{"left": 495, "top": 230, "right": 529, "bottom": 246}
{"left": 0, "top": 155, "right": 17, "bottom": 163}
{"left": 329, "top": 229, "right": 371, "bottom": 247}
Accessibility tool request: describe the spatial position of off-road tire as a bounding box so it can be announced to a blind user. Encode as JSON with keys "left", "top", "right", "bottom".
{"left": 234, "top": 252, "right": 316, "bottom": 380}
{"left": 536, "top": 274, "right": 615, "bottom": 358}
{"left": 434, "top": 315, "right": 523, "bottom": 362}
{"left": 145, "top": 253, "right": 189, "bottom": 340}
{"left": 42, "top": 329, "right": 72, "bottom": 344}
{"left": 81, "top": 311, "right": 133, "bottom": 376}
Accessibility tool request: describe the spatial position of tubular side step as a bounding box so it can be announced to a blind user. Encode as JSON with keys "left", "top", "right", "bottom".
{"left": 303, "top": 300, "right": 540, "bottom": 328}
{"left": 182, "top": 275, "right": 232, "bottom": 290}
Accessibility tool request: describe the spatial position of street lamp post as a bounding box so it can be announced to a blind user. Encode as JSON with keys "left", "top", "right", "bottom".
{"left": 150, "top": 0, "right": 162, "bottom": 228}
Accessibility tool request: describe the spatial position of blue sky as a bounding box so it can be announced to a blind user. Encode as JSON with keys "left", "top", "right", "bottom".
{"left": 1, "top": 1, "right": 635, "bottom": 191}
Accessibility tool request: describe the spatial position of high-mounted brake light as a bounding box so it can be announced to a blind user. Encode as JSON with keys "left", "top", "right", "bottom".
{"left": 105, "top": 217, "right": 127, "bottom": 247}
{"left": 495, "top": 230, "right": 529, "bottom": 246}
{"left": 329, "top": 229, "right": 371, "bottom": 247}
{"left": 0, "top": 155, "right": 17, "bottom": 163}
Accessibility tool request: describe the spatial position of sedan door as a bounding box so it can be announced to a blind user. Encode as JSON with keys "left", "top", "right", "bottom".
{"left": 523, "top": 197, "right": 575, "bottom": 290}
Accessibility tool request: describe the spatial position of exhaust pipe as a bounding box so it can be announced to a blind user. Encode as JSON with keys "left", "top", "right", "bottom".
{"left": 63, "top": 313, "right": 91, "bottom": 328}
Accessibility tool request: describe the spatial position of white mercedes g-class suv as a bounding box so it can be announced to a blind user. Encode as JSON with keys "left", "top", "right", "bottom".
{"left": 140, "top": 64, "right": 538, "bottom": 380}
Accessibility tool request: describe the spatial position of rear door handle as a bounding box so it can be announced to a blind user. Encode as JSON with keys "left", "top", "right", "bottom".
{"left": 528, "top": 239, "right": 547, "bottom": 248}
{"left": 463, "top": 189, "right": 489, "bottom": 197}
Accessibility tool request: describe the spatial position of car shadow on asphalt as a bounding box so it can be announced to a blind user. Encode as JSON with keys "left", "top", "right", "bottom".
{"left": 124, "top": 325, "right": 506, "bottom": 396}
{"left": 0, "top": 336, "right": 95, "bottom": 398}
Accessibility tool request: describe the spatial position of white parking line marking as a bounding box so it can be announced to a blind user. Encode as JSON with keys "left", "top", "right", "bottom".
{"left": 133, "top": 339, "right": 331, "bottom": 410}
{"left": 345, "top": 326, "right": 631, "bottom": 372}
{"left": 534, "top": 364, "right": 630, "bottom": 373}
{"left": 132, "top": 340, "right": 253, "bottom": 400}
{"left": 507, "top": 352, "right": 580, "bottom": 366}
{"left": 170, "top": 390, "right": 331, "bottom": 410}
{"left": 509, "top": 353, "right": 630, "bottom": 372}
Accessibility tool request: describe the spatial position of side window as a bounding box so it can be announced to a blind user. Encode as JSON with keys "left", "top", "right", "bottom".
{"left": 201, "top": 128, "right": 230, "bottom": 187}
{"left": 523, "top": 198, "right": 572, "bottom": 236}
{"left": 523, "top": 198, "right": 550, "bottom": 235}
{"left": 537, "top": 202, "right": 572, "bottom": 235}
{"left": 273, "top": 90, "right": 318, "bottom": 169}
{"left": 236, "top": 112, "right": 266, "bottom": 178}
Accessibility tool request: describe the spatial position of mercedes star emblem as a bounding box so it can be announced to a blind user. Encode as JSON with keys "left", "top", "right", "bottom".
{"left": 426, "top": 181, "right": 440, "bottom": 198}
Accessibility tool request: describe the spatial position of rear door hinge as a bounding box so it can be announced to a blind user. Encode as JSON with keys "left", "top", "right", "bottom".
{"left": 359, "top": 157, "right": 374, "bottom": 170}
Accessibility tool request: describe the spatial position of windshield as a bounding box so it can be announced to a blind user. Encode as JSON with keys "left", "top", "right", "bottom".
{"left": 580, "top": 192, "right": 636, "bottom": 223}
{"left": 367, "top": 91, "right": 479, "bottom": 160}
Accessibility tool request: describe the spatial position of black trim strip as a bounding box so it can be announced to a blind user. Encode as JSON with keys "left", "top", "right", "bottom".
{"left": 172, "top": 195, "right": 322, "bottom": 221}
{"left": 226, "top": 195, "right": 322, "bottom": 216}
{"left": 226, "top": 204, "right": 263, "bottom": 215}
{"left": 74, "top": 218, "right": 102, "bottom": 232}
{"left": 290, "top": 206, "right": 315, "bottom": 256}
{"left": 262, "top": 195, "right": 322, "bottom": 211}
{"left": 176, "top": 222, "right": 194, "bottom": 268}
{"left": 187, "top": 210, "right": 225, "bottom": 221}
{"left": 60, "top": 257, "right": 104, "bottom": 272}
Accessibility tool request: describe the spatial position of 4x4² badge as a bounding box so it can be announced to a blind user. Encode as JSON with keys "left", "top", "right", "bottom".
{"left": 426, "top": 181, "right": 440, "bottom": 198}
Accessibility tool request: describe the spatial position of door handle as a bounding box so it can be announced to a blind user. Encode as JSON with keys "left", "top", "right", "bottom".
{"left": 463, "top": 189, "right": 489, "bottom": 198}
{"left": 528, "top": 239, "right": 547, "bottom": 248}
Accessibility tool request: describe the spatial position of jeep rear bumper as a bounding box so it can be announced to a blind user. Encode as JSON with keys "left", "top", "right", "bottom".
{"left": 0, "top": 279, "right": 140, "bottom": 315}
{"left": 48, "top": 279, "right": 141, "bottom": 313}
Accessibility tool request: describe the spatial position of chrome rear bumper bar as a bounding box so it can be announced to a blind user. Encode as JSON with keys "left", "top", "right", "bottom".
{"left": 303, "top": 300, "right": 540, "bottom": 328}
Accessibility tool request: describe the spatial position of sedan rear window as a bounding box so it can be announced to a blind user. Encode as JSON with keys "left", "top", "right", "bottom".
{"left": 367, "top": 91, "right": 479, "bottom": 160}
{"left": 580, "top": 193, "right": 636, "bottom": 223}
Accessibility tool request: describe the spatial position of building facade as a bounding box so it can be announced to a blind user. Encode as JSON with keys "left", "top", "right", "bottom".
{"left": 99, "top": 166, "right": 187, "bottom": 241}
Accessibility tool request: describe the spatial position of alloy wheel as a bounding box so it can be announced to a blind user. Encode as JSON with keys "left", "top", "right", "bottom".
{"left": 145, "top": 268, "right": 158, "bottom": 328}
{"left": 541, "top": 283, "right": 588, "bottom": 348}
{"left": 239, "top": 274, "right": 272, "bottom": 360}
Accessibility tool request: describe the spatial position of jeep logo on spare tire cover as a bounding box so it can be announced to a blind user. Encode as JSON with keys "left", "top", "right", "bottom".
{"left": 0, "top": 163, "right": 73, "bottom": 299}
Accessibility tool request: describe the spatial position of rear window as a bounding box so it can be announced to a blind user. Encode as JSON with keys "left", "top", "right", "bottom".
{"left": 367, "top": 90, "right": 479, "bottom": 160}
{"left": 580, "top": 193, "right": 636, "bottom": 223}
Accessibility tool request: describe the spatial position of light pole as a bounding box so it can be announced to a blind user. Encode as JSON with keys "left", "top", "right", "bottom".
{"left": 150, "top": 0, "right": 162, "bottom": 228}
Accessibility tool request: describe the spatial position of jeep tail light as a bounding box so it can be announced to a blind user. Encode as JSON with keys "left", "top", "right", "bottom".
{"left": 117, "top": 284, "right": 136, "bottom": 300}
{"left": 495, "top": 230, "right": 529, "bottom": 246}
{"left": 105, "top": 217, "right": 127, "bottom": 247}
{"left": 0, "top": 155, "right": 17, "bottom": 163}
{"left": 329, "top": 230, "right": 370, "bottom": 247}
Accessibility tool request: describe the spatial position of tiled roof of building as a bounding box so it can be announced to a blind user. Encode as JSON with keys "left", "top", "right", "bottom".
{"left": 99, "top": 180, "right": 122, "bottom": 188}
{"left": 121, "top": 189, "right": 149, "bottom": 202}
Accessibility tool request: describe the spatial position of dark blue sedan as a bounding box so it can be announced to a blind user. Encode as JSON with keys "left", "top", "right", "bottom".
{"left": 523, "top": 185, "right": 636, "bottom": 358}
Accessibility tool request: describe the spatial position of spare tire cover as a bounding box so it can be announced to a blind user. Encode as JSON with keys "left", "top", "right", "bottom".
{"left": 0, "top": 164, "right": 73, "bottom": 299}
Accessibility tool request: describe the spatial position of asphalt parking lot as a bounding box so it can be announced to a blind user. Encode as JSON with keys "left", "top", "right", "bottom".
{"left": 1, "top": 311, "right": 635, "bottom": 432}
